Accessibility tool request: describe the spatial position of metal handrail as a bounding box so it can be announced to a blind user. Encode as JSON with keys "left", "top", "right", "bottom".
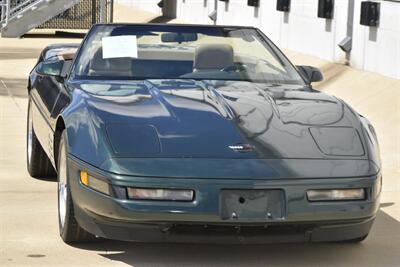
{"left": 1, "top": 0, "right": 111, "bottom": 32}
{"left": 9, "top": 0, "right": 38, "bottom": 16}
{"left": 0, "top": 0, "right": 10, "bottom": 26}
{"left": 0, "top": 0, "right": 41, "bottom": 28}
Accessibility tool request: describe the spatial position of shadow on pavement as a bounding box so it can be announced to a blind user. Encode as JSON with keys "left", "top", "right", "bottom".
{"left": 72, "top": 209, "right": 400, "bottom": 267}
{"left": 22, "top": 32, "right": 85, "bottom": 39}
{"left": 30, "top": 175, "right": 57, "bottom": 182}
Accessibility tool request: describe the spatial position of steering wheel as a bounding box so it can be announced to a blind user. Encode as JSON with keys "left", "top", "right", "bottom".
{"left": 256, "top": 59, "right": 288, "bottom": 77}
{"left": 221, "top": 63, "right": 250, "bottom": 73}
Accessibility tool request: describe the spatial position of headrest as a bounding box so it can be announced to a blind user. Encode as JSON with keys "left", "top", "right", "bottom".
{"left": 193, "top": 44, "right": 234, "bottom": 71}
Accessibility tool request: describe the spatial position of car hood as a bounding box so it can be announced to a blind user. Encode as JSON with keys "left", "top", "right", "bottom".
{"left": 69, "top": 79, "right": 367, "bottom": 161}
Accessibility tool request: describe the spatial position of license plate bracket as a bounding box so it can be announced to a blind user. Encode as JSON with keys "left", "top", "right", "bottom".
{"left": 220, "top": 189, "right": 285, "bottom": 221}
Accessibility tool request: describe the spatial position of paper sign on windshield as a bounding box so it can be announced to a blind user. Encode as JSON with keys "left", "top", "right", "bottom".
{"left": 102, "top": 36, "right": 138, "bottom": 59}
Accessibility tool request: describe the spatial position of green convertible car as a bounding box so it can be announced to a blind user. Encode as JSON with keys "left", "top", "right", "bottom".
{"left": 26, "top": 23, "right": 381, "bottom": 244}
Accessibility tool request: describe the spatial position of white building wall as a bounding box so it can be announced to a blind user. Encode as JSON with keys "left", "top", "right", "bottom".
{"left": 351, "top": 0, "right": 400, "bottom": 79}
{"left": 177, "top": 0, "right": 214, "bottom": 24}
{"left": 217, "top": 0, "right": 262, "bottom": 27}
{"left": 175, "top": 0, "right": 400, "bottom": 79}
{"left": 117, "top": 0, "right": 400, "bottom": 79}
{"left": 276, "top": 0, "right": 340, "bottom": 61}
{"left": 116, "top": 0, "right": 162, "bottom": 15}
{"left": 176, "top": 0, "right": 349, "bottom": 62}
{"left": 258, "top": 1, "right": 282, "bottom": 45}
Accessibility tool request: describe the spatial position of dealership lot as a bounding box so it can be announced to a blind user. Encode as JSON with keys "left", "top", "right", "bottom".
{"left": 1, "top": 35, "right": 400, "bottom": 267}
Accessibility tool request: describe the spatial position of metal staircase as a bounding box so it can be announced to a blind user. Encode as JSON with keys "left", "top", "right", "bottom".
{"left": 0, "top": 0, "right": 81, "bottom": 37}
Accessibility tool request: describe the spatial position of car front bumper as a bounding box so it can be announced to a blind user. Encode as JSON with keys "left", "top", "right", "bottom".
{"left": 68, "top": 156, "right": 381, "bottom": 243}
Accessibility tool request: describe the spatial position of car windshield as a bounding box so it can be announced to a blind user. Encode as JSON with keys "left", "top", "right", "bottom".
{"left": 72, "top": 24, "right": 305, "bottom": 85}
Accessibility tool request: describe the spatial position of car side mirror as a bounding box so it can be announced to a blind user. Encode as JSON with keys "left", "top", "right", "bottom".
{"left": 297, "top": 65, "right": 324, "bottom": 85}
{"left": 36, "top": 60, "right": 72, "bottom": 82}
{"left": 37, "top": 60, "right": 64, "bottom": 76}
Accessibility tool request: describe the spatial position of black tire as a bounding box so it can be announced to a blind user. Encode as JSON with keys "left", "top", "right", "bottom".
{"left": 57, "top": 131, "right": 96, "bottom": 243}
{"left": 26, "top": 97, "right": 57, "bottom": 178}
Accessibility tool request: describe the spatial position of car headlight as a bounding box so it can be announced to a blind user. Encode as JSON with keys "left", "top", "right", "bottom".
{"left": 80, "top": 171, "right": 110, "bottom": 195}
{"left": 307, "top": 189, "right": 365, "bottom": 202}
{"left": 127, "top": 187, "right": 194, "bottom": 201}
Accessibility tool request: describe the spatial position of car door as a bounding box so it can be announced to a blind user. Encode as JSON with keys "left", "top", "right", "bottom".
{"left": 29, "top": 53, "right": 65, "bottom": 163}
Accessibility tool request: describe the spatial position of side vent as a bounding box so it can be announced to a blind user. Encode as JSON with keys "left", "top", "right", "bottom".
{"left": 248, "top": 0, "right": 260, "bottom": 7}
{"left": 318, "top": 0, "right": 334, "bottom": 19}
{"left": 360, "top": 1, "right": 380, "bottom": 27}
{"left": 277, "top": 0, "right": 290, "bottom": 12}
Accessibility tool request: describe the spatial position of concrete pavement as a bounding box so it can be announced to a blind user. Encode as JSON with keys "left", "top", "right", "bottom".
{"left": 1, "top": 12, "right": 400, "bottom": 267}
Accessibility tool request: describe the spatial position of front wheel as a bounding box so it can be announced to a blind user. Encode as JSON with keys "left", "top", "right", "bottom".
{"left": 57, "top": 131, "right": 96, "bottom": 243}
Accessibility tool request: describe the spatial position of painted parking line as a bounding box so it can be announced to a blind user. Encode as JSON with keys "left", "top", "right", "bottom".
{"left": 0, "top": 79, "right": 23, "bottom": 112}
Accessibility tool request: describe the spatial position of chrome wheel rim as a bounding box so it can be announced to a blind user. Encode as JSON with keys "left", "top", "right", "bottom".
{"left": 27, "top": 104, "right": 33, "bottom": 166}
{"left": 58, "top": 144, "right": 67, "bottom": 229}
